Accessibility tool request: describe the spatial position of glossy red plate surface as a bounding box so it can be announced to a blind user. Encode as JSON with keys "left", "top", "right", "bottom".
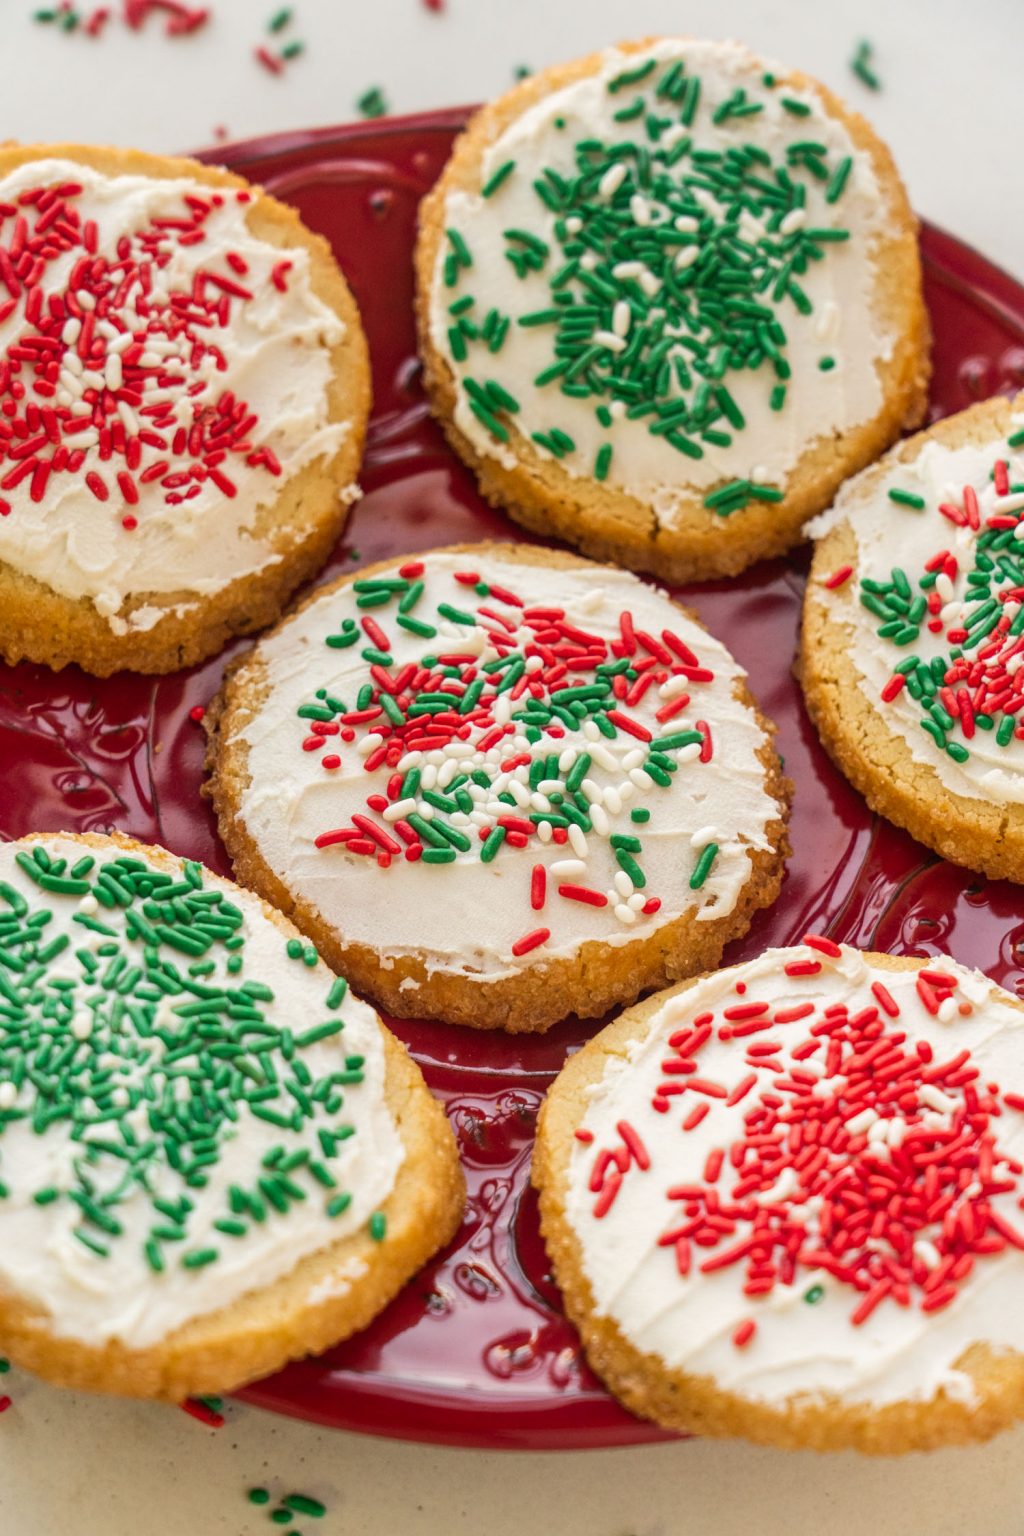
{"left": 3, "top": 111, "right": 1024, "bottom": 1449}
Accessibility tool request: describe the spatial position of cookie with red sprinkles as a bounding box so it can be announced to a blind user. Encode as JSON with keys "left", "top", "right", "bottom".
{"left": 205, "top": 541, "right": 790, "bottom": 1032}
{"left": 0, "top": 830, "right": 463, "bottom": 1401}
{"left": 533, "top": 940, "right": 1024, "bottom": 1451}
{"left": 0, "top": 143, "right": 370, "bottom": 676}
{"left": 415, "top": 36, "right": 929, "bottom": 584}
{"left": 802, "top": 393, "right": 1024, "bottom": 882}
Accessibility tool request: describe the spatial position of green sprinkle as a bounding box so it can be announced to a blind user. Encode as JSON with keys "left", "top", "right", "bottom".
{"left": 284, "top": 1495, "right": 327, "bottom": 1519}
{"left": 689, "top": 842, "right": 719, "bottom": 890}
{"left": 804, "top": 1284, "right": 825, "bottom": 1304}
{"left": 850, "top": 39, "right": 881, "bottom": 92}
{"left": 481, "top": 160, "right": 516, "bottom": 198}
{"left": 327, "top": 1193, "right": 352, "bottom": 1218}
{"left": 249, "top": 1489, "right": 271, "bottom": 1506}
{"left": 818, "top": 356, "right": 836, "bottom": 372}
{"left": 369, "top": 1211, "right": 387, "bottom": 1242}
{"left": 182, "top": 1248, "right": 219, "bottom": 1270}
{"left": 356, "top": 86, "right": 389, "bottom": 120}
{"left": 888, "top": 488, "right": 926, "bottom": 509}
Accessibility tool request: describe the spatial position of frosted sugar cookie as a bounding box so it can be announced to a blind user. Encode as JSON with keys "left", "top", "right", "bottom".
{"left": 207, "top": 542, "right": 790, "bottom": 1032}
{"left": 415, "top": 37, "right": 929, "bottom": 583}
{"left": 0, "top": 832, "right": 463, "bottom": 1400}
{"left": 0, "top": 144, "right": 370, "bottom": 676}
{"left": 534, "top": 940, "right": 1024, "bottom": 1451}
{"left": 802, "top": 393, "right": 1024, "bottom": 881}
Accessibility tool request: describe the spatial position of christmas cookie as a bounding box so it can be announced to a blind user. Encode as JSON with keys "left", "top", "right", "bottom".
{"left": 415, "top": 37, "right": 929, "bottom": 584}
{"left": 802, "top": 393, "right": 1024, "bottom": 882}
{"left": 0, "top": 831, "right": 463, "bottom": 1400}
{"left": 0, "top": 144, "right": 371, "bottom": 677}
{"left": 533, "top": 940, "right": 1024, "bottom": 1451}
{"left": 206, "top": 542, "right": 790, "bottom": 1033}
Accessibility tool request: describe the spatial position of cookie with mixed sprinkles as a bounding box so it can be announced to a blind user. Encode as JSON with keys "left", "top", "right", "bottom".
{"left": 533, "top": 941, "right": 1024, "bottom": 1451}
{"left": 206, "top": 541, "right": 790, "bottom": 1032}
{"left": 415, "top": 37, "right": 929, "bottom": 583}
{"left": 0, "top": 831, "right": 463, "bottom": 1399}
{"left": 0, "top": 143, "right": 370, "bottom": 676}
{"left": 802, "top": 392, "right": 1024, "bottom": 882}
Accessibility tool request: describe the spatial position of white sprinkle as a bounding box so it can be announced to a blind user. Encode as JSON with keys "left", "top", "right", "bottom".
{"left": 77, "top": 894, "right": 99, "bottom": 916}
{"left": 525, "top": 654, "right": 544, "bottom": 673}
{"left": 659, "top": 675, "right": 691, "bottom": 700}
{"left": 530, "top": 792, "right": 552, "bottom": 813}
{"left": 913, "top": 1239, "right": 942, "bottom": 1270}
{"left": 536, "top": 821, "right": 554, "bottom": 844}
{"left": 383, "top": 798, "right": 417, "bottom": 822}
{"left": 845, "top": 1108, "right": 877, "bottom": 1136}
{"left": 690, "top": 826, "right": 719, "bottom": 848}
{"left": 937, "top": 997, "right": 958, "bottom": 1023}
{"left": 612, "top": 300, "right": 631, "bottom": 338}
{"left": 61, "top": 317, "right": 82, "bottom": 345}
{"left": 629, "top": 193, "right": 652, "bottom": 226}
{"left": 621, "top": 748, "right": 645, "bottom": 771}
{"left": 674, "top": 245, "right": 700, "bottom": 271}
{"left": 558, "top": 748, "right": 577, "bottom": 774}
{"left": 421, "top": 764, "right": 438, "bottom": 789}
{"left": 72, "top": 1015, "right": 93, "bottom": 1042}
{"left": 357, "top": 733, "right": 384, "bottom": 758}
{"left": 629, "top": 768, "right": 654, "bottom": 790}
{"left": 614, "top": 903, "right": 638, "bottom": 926}
{"left": 550, "top": 859, "right": 586, "bottom": 878}
{"left": 604, "top": 786, "right": 622, "bottom": 815}
{"left": 935, "top": 572, "right": 955, "bottom": 602}
{"left": 589, "top": 744, "right": 618, "bottom": 772}
{"left": 0, "top": 1082, "right": 16, "bottom": 1109}
{"left": 418, "top": 804, "right": 435, "bottom": 821}
{"left": 610, "top": 399, "right": 627, "bottom": 422}
{"left": 749, "top": 465, "right": 772, "bottom": 486}
{"left": 105, "top": 354, "right": 123, "bottom": 392}
{"left": 568, "top": 823, "right": 588, "bottom": 858}
{"left": 590, "top": 803, "right": 610, "bottom": 836}
{"left": 676, "top": 743, "right": 702, "bottom": 763}
{"left": 627, "top": 892, "right": 646, "bottom": 911}
{"left": 920, "top": 1084, "right": 958, "bottom": 1114}
{"left": 612, "top": 260, "right": 644, "bottom": 280}
{"left": 580, "top": 778, "right": 604, "bottom": 805}
{"left": 780, "top": 207, "right": 806, "bottom": 235}
{"left": 598, "top": 163, "right": 628, "bottom": 200}
{"left": 673, "top": 213, "right": 700, "bottom": 233}
{"left": 639, "top": 271, "right": 661, "bottom": 298}
{"left": 592, "top": 330, "right": 626, "bottom": 353}
{"left": 995, "top": 492, "right": 1024, "bottom": 515}
{"left": 564, "top": 215, "right": 583, "bottom": 234}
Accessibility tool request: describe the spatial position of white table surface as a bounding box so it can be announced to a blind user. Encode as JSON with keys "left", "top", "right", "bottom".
{"left": 3, "top": 1, "right": 1024, "bottom": 1532}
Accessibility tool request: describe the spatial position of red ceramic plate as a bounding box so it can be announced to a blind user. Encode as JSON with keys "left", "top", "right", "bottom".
{"left": 3, "top": 111, "right": 1024, "bottom": 1450}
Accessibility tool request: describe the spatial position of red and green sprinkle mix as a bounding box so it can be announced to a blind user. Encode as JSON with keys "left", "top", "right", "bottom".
{"left": 297, "top": 560, "right": 724, "bottom": 949}
{"left": 584, "top": 939, "right": 1024, "bottom": 1343}
{"left": 852, "top": 446, "right": 1024, "bottom": 763}
{"left": 443, "top": 52, "right": 859, "bottom": 516}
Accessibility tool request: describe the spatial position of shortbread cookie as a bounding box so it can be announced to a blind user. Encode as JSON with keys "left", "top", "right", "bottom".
{"left": 207, "top": 542, "right": 790, "bottom": 1033}
{"left": 0, "top": 832, "right": 463, "bottom": 1400}
{"left": 415, "top": 37, "right": 929, "bottom": 583}
{"left": 802, "top": 393, "right": 1024, "bottom": 882}
{"left": 534, "top": 940, "right": 1024, "bottom": 1452}
{"left": 0, "top": 144, "right": 371, "bottom": 676}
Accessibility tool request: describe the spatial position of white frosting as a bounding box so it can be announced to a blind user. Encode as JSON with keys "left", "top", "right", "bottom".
{"left": 0, "top": 836, "right": 403, "bottom": 1349}
{"left": 567, "top": 944, "right": 1024, "bottom": 1409}
{"left": 429, "top": 39, "right": 895, "bottom": 526}
{"left": 808, "top": 417, "right": 1024, "bottom": 806}
{"left": 0, "top": 158, "right": 350, "bottom": 629}
{"left": 228, "top": 550, "right": 781, "bottom": 986}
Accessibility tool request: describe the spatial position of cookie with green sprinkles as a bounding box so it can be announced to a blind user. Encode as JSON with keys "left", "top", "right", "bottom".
{"left": 802, "top": 392, "right": 1024, "bottom": 882}
{"left": 0, "top": 831, "right": 464, "bottom": 1400}
{"left": 415, "top": 36, "right": 929, "bottom": 583}
{"left": 206, "top": 541, "right": 790, "bottom": 1033}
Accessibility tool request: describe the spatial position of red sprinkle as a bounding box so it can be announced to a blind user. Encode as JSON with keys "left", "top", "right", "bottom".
{"left": 511, "top": 927, "right": 549, "bottom": 957}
